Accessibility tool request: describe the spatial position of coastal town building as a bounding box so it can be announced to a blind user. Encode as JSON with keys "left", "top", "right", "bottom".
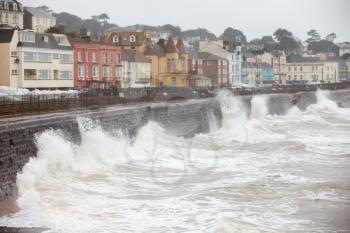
{"left": 188, "top": 52, "right": 229, "bottom": 87}
{"left": 242, "top": 62, "right": 262, "bottom": 87}
{"left": 0, "top": 0, "right": 23, "bottom": 29}
{"left": 144, "top": 36, "right": 188, "bottom": 87}
{"left": 199, "top": 40, "right": 242, "bottom": 87}
{"left": 246, "top": 51, "right": 287, "bottom": 85}
{"left": 0, "top": 29, "right": 74, "bottom": 89}
{"left": 286, "top": 57, "right": 339, "bottom": 84}
{"left": 71, "top": 39, "right": 122, "bottom": 89}
{"left": 24, "top": 7, "right": 56, "bottom": 33}
{"left": 121, "top": 49, "right": 151, "bottom": 88}
{"left": 104, "top": 30, "right": 152, "bottom": 53}
{"left": 337, "top": 42, "right": 350, "bottom": 57}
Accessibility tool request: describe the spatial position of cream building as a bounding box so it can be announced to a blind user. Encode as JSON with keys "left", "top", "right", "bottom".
{"left": 121, "top": 49, "right": 151, "bottom": 88}
{"left": 286, "top": 59, "right": 339, "bottom": 84}
{"left": 0, "top": 29, "right": 74, "bottom": 89}
{"left": 0, "top": 0, "right": 23, "bottom": 29}
{"left": 24, "top": 7, "right": 56, "bottom": 33}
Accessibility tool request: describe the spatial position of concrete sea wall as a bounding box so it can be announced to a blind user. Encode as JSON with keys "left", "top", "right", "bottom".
{"left": 1, "top": 89, "right": 350, "bottom": 200}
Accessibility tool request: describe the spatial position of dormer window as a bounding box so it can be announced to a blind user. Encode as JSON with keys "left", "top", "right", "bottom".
{"left": 13, "top": 3, "right": 17, "bottom": 11}
{"left": 4, "top": 2, "right": 8, "bottom": 10}
{"left": 130, "top": 35, "right": 136, "bottom": 43}
{"left": 0, "top": 2, "right": 3, "bottom": 10}
{"left": 112, "top": 35, "right": 119, "bottom": 43}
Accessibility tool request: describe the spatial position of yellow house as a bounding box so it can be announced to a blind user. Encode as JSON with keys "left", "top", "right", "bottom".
{"left": 286, "top": 59, "right": 339, "bottom": 84}
{"left": 144, "top": 36, "right": 188, "bottom": 87}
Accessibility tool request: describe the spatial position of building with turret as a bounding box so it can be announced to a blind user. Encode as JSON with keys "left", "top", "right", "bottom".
{"left": 144, "top": 36, "right": 188, "bottom": 87}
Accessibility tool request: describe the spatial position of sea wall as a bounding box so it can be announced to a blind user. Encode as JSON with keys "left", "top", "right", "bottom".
{"left": 1, "top": 89, "right": 350, "bottom": 200}
{"left": 0, "top": 99, "right": 221, "bottom": 199}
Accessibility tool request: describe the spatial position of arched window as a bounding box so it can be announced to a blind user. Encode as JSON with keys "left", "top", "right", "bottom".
{"left": 130, "top": 35, "right": 136, "bottom": 43}
{"left": 112, "top": 35, "right": 119, "bottom": 43}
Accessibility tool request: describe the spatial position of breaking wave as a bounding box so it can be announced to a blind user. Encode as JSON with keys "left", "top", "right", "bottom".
{"left": 0, "top": 89, "right": 349, "bottom": 232}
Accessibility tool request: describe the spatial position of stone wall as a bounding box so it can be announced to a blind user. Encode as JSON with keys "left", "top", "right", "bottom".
{"left": 0, "top": 99, "right": 221, "bottom": 199}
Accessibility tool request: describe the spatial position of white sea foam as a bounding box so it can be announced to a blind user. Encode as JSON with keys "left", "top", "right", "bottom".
{"left": 1, "top": 90, "right": 349, "bottom": 232}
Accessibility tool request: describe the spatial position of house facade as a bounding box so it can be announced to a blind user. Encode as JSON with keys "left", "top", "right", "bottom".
{"left": 199, "top": 40, "right": 242, "bottom": 87}
{"left": 242, "top": 63, "right": 262, "bottom": 87}
{"left": 144, "top": 36, "right": 188, "bottom": 87}
{"left": 188, "top": 52, "right": 229, "bottom": 87}
{"left": 0, "top": 0, "right": 23, "bottom": 29}
{"left": 24, "top": 7, "right": 56, "bottom": 33}
{"left": 72, "top": 40, "right": 122, "bottom": 89}
{"left": 121, "top": 49, "right": 151, "bottom": 88}
{"left": 104, "top": 30, "right": 152, "bottom": 53}
{"left": 337, "top": 42, "right": 350, "bottom": 57}
{"left": 0, "top": 29, "right": 74, "bottom": 89}
{"left": 246, "top": 51, "right": 287, "bottom": 85}
{"left": 286, "top": 60, "right": 339, "bottom": 84}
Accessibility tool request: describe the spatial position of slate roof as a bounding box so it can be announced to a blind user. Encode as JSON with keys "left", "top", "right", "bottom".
{"left": 122, "top": 49, "right": 149, "bottom": 63}
{"left": 106, "top": 31, "right": 145, "bottom": 46}
{"left": 18, "top": 33, "right": 72, "bottom": 50}
{"left": 165, "top": 36, "right": 177, "bottom": 53}
{"left": 176, "top": 37, "right": 187, "bottom": 54}
{"left": 0, "top": 28, "right": 15, "bottom": 43}
{"left": 24, "top": 7, "right": 55, "bottom": 18}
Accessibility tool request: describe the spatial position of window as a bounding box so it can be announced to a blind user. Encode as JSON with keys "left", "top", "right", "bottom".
{"left": 85, "top": 51, "right": 89, "bottom": 62}
{"left": 116, "top": 54, "right": 121, "bottom": 63}
{"left": 53, "top": 53, "right": 59, "bottom": 59}
{"left": 11, "top": 69, "right": 18, "bottom": 75}
{"left": 24, "top": 52, "right": 37, "bottom": 62}
{"left": 113, "top": 36, "right": 119, "bottom": 43}
{"left": 38, "top": 53, "right": 52, "bottom": 63}
{"left": 60, "top": 71, "right": 72, "bottom": 80}
{"left": 116, "top": 66, "right": 123, "bottom": 77}
{"left": 103, "top": 66, "right": 111, "bottom": 77}
{"left": 171, "top": 77, "right": 176, "bottom": 87}
{"left": 78, "top": 51, "right": 82, "bottom": 62}
{"left": 294, "top": 67, "right": 297, "bottom": 71}
{"left": 300, "top": 67, "right": 303, "bottom": 71}
{"left": 38, "top": 70, "right": 52, "bottom": 80}
{"left": 130, "top": 35, "right": 136, "bottom": 43}
{"left": 92, "top": 66, "right": 99, "bottom": 78}
{"left": 20, "top": 32, "right": 35, "bottom": 43}
{"left": 60, "top": 54, "right": 72, "bottom": 63}
{"left": 78, "top": 65, "right": 85, "bottom": 78}
{"left": 11, "top": 51, "right": 16, "bottom": 57}
{"left": 92, "top": 52, "right": 96, "bottom": 63}
{"left": 13, "top": 3, "right": 17, "bottom": 11}
{"left": 103, "top": 53, "right": 108, "bottom": 64}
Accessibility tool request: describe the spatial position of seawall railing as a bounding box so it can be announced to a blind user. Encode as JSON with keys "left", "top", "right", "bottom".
{"left": 0, "top": 82, "right": 350, "bottom": 117}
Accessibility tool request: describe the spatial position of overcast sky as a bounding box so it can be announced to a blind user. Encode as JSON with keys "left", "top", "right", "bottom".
{"left": 21, "top": 0, "right": 350, "bottom": 42}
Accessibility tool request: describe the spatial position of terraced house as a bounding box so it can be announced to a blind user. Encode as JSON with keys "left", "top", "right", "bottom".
{"left": 0, "top": 0, "right": 23, "bottom": 29}
{"left": 71, "top": 39, "right": 122, "bottom": 89}
{"left": 0, "top": 29, "right": 74, "bottom": 89}
{"left": 24, "top": 7, "right": 56, "bottom": 33}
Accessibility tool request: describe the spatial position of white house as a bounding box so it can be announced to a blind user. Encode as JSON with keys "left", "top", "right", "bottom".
{"left": 0, "top": 29, "right": 74, "bottom": 89}
{"left": 0, "top": 0, "right": 23, "bottom": 29}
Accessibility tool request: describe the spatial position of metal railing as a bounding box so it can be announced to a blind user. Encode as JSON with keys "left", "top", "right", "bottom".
{"left": 0, "top": 82, "right": 349, "bottom": 117}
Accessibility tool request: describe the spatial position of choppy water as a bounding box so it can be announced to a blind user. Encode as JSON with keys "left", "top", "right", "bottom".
{"left": 1, "top": 90, "right": 350, "bottom": 233}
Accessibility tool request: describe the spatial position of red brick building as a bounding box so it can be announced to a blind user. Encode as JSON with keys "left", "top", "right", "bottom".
{"left": 188, "top": 52, "right": 229, "bottom": 87}
{"left": 72, "top": 40, "right": 122, "bottom": 89}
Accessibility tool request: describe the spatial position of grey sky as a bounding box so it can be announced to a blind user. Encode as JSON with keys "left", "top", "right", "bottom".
{"left": 21, "top": 0, "right": 350, "bottom": 42}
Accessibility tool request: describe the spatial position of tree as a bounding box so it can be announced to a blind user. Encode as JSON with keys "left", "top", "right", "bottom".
{"left": 307, "top": 29, "right": 321, "bottom": 43}
{"left": 221, "top": 27, "right": 247, "bottom": 45}
{"left": 98, "top": 13, "right": 110, "bottom": 23}
{"left": 37, "top": 5, "right": 52, "bottom": 13}
{"left": 273, "top": 28, "right": 292, "bottom": 42}
{"left": 308, "top": 40, "right": 339, "bottom": 55}
{"left": 325, "top": 33, "right": 337, "bottom": 42}
{"left": 45, "top": 26, "right": 61, "bottom": 34}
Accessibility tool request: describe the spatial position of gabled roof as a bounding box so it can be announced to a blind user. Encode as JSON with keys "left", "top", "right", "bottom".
{"left": 24, "top": 7, "right": 55, "bottom": 18}
{"left": 198, "top": 52, "right": 226, "bottom": 61}
{"left": 122, "top": 49, "right": 149, "bottom": 63}
{"left": 176, "top": 37, "right": 187, "bottom": 54}
{"left": 0, "top": 28, "right": 15, "bottom": 43}
{"left": 165, "top": 36, "right": 177, "bottom": 53}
